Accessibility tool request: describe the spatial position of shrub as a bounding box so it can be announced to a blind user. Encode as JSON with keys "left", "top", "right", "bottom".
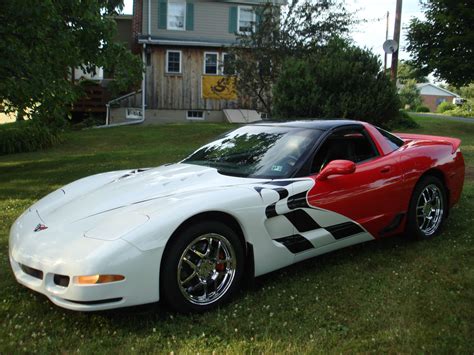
{"left": 443, "top": 104, "right": 474, "bottom": 118}
{"left": 386, "top": 110, "right": 420, "bottom": 130}
{"left": 437, "top": 101, "right": 456, "bottom": 113}
{"left": 272, "top": 39, "right": 400, "bottom": 126}
{"left": 416, "top": 105, "right": 430, "bottom": 112}
{"left": 0, "top": 121, "right": 62, "bottom": 155}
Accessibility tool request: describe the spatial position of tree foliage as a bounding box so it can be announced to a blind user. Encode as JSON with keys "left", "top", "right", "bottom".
{"left": 406, "top": 0, "right": 474, "bottom": 86}
{"left": 399, "top": 79, "right": 422, "bottom": 110}
{"left": 397, "top": 60, "right": 428, "bottom": 84}
{"left": 0, "top": 0, "right": 142, "bottom": 126}
{"left": 272, "top": 39, "right": 400, "bottom": 126}
{"left": 228, "top": 0, "right": 354, "bottom": 113}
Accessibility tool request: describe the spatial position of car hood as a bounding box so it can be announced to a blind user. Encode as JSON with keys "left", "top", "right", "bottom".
{"left": 35, "top": 163, "right": 266, "bottom": 226}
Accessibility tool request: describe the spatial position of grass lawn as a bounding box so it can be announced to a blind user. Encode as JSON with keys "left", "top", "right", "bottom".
{"left": 0, "top": 117, "right": 473, "bottom": 353}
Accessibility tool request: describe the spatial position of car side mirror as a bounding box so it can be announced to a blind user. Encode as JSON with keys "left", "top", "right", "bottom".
{"left": 316, "top": 160, "right": 356, "bottom": 181}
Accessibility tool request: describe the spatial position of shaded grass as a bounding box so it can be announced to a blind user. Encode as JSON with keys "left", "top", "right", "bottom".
{"left": 0, "top": 118, "right": 473, "bottom": 353}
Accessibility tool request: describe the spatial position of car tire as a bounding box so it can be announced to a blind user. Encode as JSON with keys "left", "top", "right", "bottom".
{"left": 406, "top": 175, "right": 447, "bottom": 239}
{"left": 160, "top": 221, "right": 245, "bottom": 313}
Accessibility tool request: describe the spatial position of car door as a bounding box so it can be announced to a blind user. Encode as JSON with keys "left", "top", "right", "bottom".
{"left": 305, "top": 126, "right": 405, "bottom": 239}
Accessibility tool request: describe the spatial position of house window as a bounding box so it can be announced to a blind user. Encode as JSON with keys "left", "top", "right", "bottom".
{"left": 238, "top": 6, "right": 255, "bottom": 34}
{"left": 436, "top": 97, "right": 447, "bottom": 106}
{"left": 187, "top": 110, "right": 204, "bottom": 120}
{"left": 204, "top": 52, "right": 218, "bottom": 75}
{"left": 166, "top": 50, "right": 182, "bottom": 73}
{"left": 221, "top": 53, "right": 235, "bottom": 75}
{"left": 168, "top": 2, "right": 186, "bottom": 30}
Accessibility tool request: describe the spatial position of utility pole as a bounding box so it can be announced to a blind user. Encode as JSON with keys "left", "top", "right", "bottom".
{"left": 390, "top": 0, "right": 403, "bottom": 81}
{"left": 384, "top": 11, "right": 389, "bottom": 73}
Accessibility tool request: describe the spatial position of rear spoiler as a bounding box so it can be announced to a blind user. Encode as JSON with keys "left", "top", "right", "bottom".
{"left": 396, "top": 133, "right": 461, "bottom": 154}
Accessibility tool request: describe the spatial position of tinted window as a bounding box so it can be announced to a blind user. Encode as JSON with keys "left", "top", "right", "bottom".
{"left": 183, "top": 125, "right": 321, "bottom": 178}
{"left": 376, "top": 127, "right": 404, "bottom": 151}
{"left": 311, "top": 128, "right": 378, "bottom": 173}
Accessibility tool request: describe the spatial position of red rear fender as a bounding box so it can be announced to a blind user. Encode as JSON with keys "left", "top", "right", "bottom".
{"left": 396, "top": 133, "right": 461, "bottom": 154}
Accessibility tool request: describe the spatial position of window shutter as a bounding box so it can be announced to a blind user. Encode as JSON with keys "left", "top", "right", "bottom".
{"left": 186, "top": 3, "right": 194, "bottom": 31}
{"left": 158, "top": 0, "right": 167, "bottom": 29}
{"left": 256, "top": 7, "right": 263, "bottom": 28}
{"left": 228, "top": 7, "right": 238, "bottom": 33}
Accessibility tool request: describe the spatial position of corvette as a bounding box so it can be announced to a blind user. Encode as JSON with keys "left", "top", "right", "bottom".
{"left": 9, "top": 120, "right": 464, "bottom": 312}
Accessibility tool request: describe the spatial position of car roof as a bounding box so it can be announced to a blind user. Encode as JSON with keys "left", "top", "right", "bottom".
{"left": 254, "top": 119, "right": 364, "bottom": 131}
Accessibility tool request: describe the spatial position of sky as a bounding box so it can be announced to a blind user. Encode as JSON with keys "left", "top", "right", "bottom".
{"left": 122, "top": 0, "right": 424, "bottom": 62}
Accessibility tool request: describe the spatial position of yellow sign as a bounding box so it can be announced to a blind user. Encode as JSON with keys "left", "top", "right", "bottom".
{"left": 202, "top": 76, "right": 237, "bottom": 100}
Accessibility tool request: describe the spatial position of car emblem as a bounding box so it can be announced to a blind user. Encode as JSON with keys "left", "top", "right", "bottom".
{"left": 34, "top": 224, "right": 48, "bottom": 232}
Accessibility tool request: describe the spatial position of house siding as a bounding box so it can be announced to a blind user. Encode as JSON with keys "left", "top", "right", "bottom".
{"left": 145, "top": 47, "right": 253, "bottom": 110}
{"left": 143, "top": 1, "right": 236, "bottom": 43}
{"left": 421, "top": 95, "right": 454, "bottom": 112}
{"left": 141, "top": 0, "right": 284, "bottom": 43}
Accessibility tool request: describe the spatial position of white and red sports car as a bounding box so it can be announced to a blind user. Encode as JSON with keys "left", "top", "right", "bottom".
{"left": 9, "top": 120, "right": 465, "bottom": 312}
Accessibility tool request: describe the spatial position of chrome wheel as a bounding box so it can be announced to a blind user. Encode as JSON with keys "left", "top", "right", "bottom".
{"left": 177, "top": 233, "right": 237, "bottom": 305}
{"left": 416, "top": 184, "right": 444, "bottom": 236}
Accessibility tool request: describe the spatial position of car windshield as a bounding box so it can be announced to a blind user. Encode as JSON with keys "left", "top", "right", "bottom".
{"left": 182, "top": 125, "right": 320, "bottom": 178}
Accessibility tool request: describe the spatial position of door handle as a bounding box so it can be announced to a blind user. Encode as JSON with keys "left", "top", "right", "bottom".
{"left": 380, "top": 165, "right": 392, "bottom": 174}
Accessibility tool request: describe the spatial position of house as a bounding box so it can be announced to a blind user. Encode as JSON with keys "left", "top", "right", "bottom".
{"left": 108, "top": 0, "right": 286, "bottom": 125}
{"left": 417, "top": 83, "right": 460, "bottom": 112}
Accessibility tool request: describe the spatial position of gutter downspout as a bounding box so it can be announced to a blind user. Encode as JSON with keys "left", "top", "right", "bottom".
{"left": 142, "top": 43, "right": 146, "bottom": 124}
{"left": 148, "top": 0, "right": 151, "bottom": 36}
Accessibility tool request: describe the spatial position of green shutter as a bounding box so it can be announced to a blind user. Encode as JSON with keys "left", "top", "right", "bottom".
{"left": 228, "top": 6, "right": 238, "bottom": 33}
{"left": 186, "top": 3, "right": 194, "bottom": 31}
{"left": 256, "top": 7, "right": 263, "bottom": 28}
{"left": 158, "top": 0, "right": 167, "bottom": 29}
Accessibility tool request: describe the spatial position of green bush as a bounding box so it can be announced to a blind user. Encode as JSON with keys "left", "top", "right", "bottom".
{"left": 416, "top": 105, "right": 430, "bottom": 112}
{"left": 443, "top": 106, "right": 474, "bottom": 118}
{"left": 0, "top": 121, "right": 62, "bottom": 155}
{"left": 437, "top": 101, "right": 456, "bottom": 113}
{"left": 272, "top": 39, "right": 400, "bottom": 126}
{"left": 386, "top": 110, "right": 420, "bottom": 130}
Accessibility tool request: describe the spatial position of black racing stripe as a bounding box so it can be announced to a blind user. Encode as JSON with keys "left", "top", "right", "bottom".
{"left": 274, "top": 234, "right": 314, "bottom": 253}
{"left": 274, "top": 187, "right": 289, "bottom": 200}
{"left": 287, "top": 191, "right": 310, "bottom": 210}
{"left": 265, "top": 204, "right": 278, "bottom": 218}
{"left": 326, "top": 222, "right": 364, "bottom": 240}
{"left": 254, "top": 187, "right": 264, "bottom": 197}
{"left": 284, "top": 210, "right": 321, "bottom": 232}
{"left": 262, "top": 188, "right": 289, "bottom": 218}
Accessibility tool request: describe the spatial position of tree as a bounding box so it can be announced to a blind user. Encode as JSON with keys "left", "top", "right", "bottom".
{"left": 398, "top": 79, "right": 422, "bottom": 110}
{"left": 228, "top": 0, "right": 354, "bottom": 113}
{"left": 398, "top": 60, "right": 428, "bottom": 84}
{"left": 406, "top": 0, "right": 474, "bottom": 87}
{"left": 0, "top": 0, "right": 142, "bottom": 126}
{"left": 273, "top": 39, "right": 400, "bottom": 126}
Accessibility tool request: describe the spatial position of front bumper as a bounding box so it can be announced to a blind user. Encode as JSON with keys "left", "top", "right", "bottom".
{"left": 9, "top": 217, "right": 164, "bottom": 311}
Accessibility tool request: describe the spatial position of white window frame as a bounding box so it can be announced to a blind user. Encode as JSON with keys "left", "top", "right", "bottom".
{"left": 237, "top": 6, "right": 256, "bottom": 34}
{"left": 203, "top": 52, "right": 219, "bottom": 75}
{"left": 167, "top": 1, "right": 186, "bottom": 31}
{"left": 187, "top": 110, "right": 205, "bottom": 120}
{"left": 166, "top": 50, "right": 182, "bottom": 74}
{"left": 221, "top": 53, "right": 235, "bottom": 75}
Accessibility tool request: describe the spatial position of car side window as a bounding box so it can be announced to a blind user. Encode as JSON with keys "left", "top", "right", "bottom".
{"left": 310, "top": 128, "right": 379, "bottom": 174}
{"left": 376, "top": 127, "right": 404, "bottom": 151}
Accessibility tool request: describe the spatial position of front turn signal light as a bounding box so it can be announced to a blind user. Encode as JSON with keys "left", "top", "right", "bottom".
{"left": 74, "top": 274, "right": 125, "bottom": 285}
